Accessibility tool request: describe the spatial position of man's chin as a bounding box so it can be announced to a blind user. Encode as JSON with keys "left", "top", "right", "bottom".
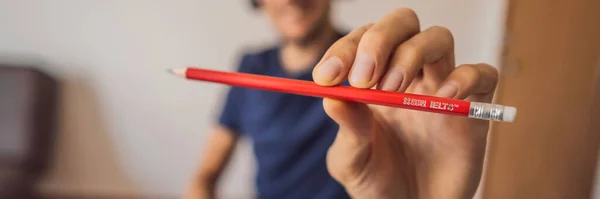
{"left": 283, "top": 22, "right": 330, "bottom": 45}
{"left": 284, "top": 33, "right": 312, "bottom": 43}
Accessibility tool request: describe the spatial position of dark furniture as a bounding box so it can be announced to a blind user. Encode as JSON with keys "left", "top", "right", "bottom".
{"left": 0, "top": 66, "right": 58, "bottom": 199}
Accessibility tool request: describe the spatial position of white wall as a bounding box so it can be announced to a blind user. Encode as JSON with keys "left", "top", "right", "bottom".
{"left": 0, "top": 0, "right": 506, "bottom": 198}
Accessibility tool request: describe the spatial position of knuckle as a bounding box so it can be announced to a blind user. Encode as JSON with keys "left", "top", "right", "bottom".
{"left": 395, "top": 43, "right": 425, "bottom": 69}
{"left": 455, "top": 64, "right": 481, "bottom": 88}
{"left": 399, "top": 42, "right": 424, "bottom": 60}
{"left": 362, "top": 28, "right": 389, "bottom": 45}
{"left": 392, "top": 8, "right": 418, "bottom": 19}
{"left": 331, "top": 169, "right": 356, "bottom": 184}
{"left": 490, "top": 71, "right": 499, "bottom": 87}
{"left": 322, "top": 98, "right": 338, "bottom": 116}
{"left": 345, "top": 23, "right": 375, "bottom": 44}
{"left": 393, "top": 8, "right": 420, "bottom": 31}
{"left": 477, "top": 63, "right": 499, "bottom": 89}
{"left": 361, "top": 23, "right": 376, "bottom": 30}
{"left": 480, "top": 63, "right": 499, "bottom": 79}
{"left": 335, "top": 36, "right": 360, "bottom": 49}
{"left": 343, "top": 133, "right": 365, "bottom": 149}
{"left": 340, "top": 36, "right": 360, "bottom": 47}
{"left": 459, "top": 64, "right": 480, "bottom": 78}
{"left": 430, "top": 26, "right": 453, "bottom": 39}
{"left": 429, "top": 25, "right": 451, "bottom": 34}
{"left": 429, "top": 25, "right": 454, "bottom": 46}
{"left": 326, "top": 146, "right": 357, "bottom": 183}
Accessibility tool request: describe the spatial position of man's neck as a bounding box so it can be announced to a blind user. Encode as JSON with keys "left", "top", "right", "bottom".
{"left": 280, "top": 24, "right": 337, "bottom": 75}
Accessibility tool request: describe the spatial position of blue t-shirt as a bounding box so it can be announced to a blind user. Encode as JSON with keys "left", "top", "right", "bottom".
{"left": 218, "top": 47, "right": 351, "bottom": 199}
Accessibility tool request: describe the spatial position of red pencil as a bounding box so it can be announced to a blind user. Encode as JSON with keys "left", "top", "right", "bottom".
{"left": 169, "top": 67, "right": 516, "bottom": 122}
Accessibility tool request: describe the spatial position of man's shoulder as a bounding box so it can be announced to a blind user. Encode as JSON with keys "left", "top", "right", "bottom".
{"left": 236, "top": 46, "right": 279, "bottom": 74}
{"left": 242, "top": 46, "right": 279, "bottom": 59}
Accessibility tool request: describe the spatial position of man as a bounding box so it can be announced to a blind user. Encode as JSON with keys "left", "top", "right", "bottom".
{"left": 186, "top": 0, "right": 497, "bottom": 199}
{"left": 186, "top": 1, "right": 350, "bottom": 198}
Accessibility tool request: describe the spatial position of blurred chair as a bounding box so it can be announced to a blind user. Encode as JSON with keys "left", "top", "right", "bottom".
{"left": 0, "top": 66, "right": 58, "bottom": 199}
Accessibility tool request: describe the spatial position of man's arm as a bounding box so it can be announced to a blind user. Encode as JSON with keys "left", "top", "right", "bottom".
{"left": 184, "top": 125, "right": 239, "bottom": 199}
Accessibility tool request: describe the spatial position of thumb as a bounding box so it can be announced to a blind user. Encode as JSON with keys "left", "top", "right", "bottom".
{"left": 323, "top": 98, "right": 374, "bottom": 183}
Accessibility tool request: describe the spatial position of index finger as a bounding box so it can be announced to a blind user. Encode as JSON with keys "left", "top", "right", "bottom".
{"left": 349, "top": 8, "right": 420, "bottom": 88}
{"left": 312, "top": 24, "right": 373, "bottom": 86}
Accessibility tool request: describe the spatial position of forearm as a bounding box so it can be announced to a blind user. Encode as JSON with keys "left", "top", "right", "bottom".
{"left": 184, "top": 125, "right": 238, "bottom": 199}
{"left": 184, "top": 177, "right": 217, "bottom": 199}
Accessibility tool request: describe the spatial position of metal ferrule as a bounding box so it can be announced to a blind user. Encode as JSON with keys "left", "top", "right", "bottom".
{"left": 469, "top": 102, "right": 504, "bottom": 121}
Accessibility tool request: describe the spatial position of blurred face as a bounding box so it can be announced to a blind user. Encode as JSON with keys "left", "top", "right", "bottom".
{"left": 258, "top": 0, "right": 331, "bottom": 43}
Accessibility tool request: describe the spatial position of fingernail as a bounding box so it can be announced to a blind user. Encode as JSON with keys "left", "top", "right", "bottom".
{"left": 349, "top": 53, "right": 375, "bottom": 87}
{"left": 381, "top": 68, "right": 404, "bottom": 91}
{"left": 435, "top": 83, "right": 459, "bottom": 98}
{"left": 315, "top": 57, "right": 343, "bottom": 83}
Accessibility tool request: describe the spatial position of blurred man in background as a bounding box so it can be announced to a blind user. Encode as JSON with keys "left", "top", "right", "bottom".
{"left": 186, "top": 0, "right": 497, "bottom": 199}
{"left": 185, "top": 0, "right": 351, "bottom": 198}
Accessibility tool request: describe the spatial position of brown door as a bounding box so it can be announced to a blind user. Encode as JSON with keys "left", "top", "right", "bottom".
{"left": 482, "top": 0, "right": 600, "bottom": 198}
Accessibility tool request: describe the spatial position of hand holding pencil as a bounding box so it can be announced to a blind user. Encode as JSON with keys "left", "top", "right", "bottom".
{"left": 312, "top": 9, "right": 498, "bottom": 199}
{"left": 173, "top": 8, "right": 512, "bottom": 199}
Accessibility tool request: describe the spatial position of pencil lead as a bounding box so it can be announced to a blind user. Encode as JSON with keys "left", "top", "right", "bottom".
{"left": 167, "top": 68, "right": 186, "bottom": 77}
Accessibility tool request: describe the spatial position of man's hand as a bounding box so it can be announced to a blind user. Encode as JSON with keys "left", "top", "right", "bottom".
{"left": 183, "top": 126, "right": 239, "bottom": 199}
{"left": 312, "top": 8, "right": 498, "bottom": 199}
{"left": 183, "top": 182, "right": 215, "bottom": 199}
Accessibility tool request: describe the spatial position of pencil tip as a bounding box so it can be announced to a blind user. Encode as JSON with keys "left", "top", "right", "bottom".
{"left": 167, "top": 68, "right": 186, "bottom": 77}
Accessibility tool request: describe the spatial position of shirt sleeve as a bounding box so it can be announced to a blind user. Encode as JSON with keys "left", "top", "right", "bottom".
{"left": 217, "top": 54, "right": 254, "bottom": 134}
{"left": 218, "top": 86, "right": 243, "bottom": 133}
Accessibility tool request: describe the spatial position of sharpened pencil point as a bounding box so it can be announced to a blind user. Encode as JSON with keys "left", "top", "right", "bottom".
{"left": 168, "top": 68, "right": 187, "bottom": 77}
